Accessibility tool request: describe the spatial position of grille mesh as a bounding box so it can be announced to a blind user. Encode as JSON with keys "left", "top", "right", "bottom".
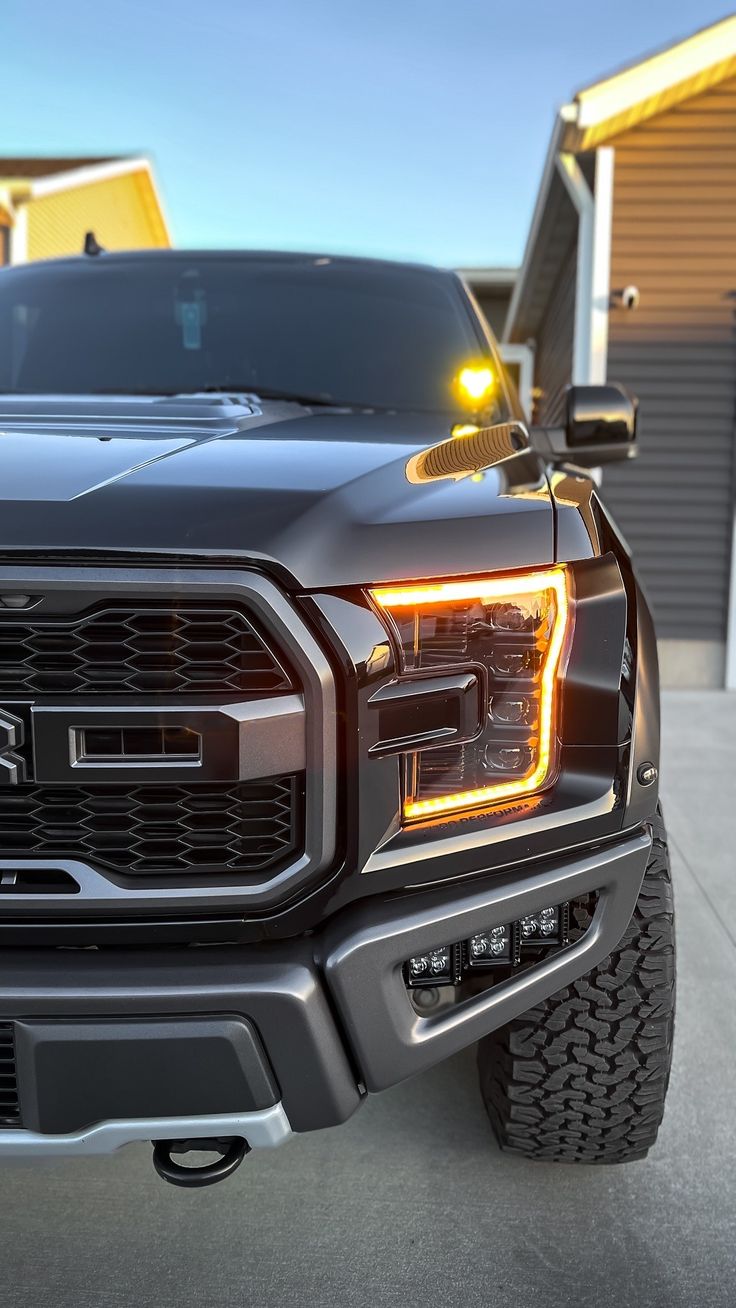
{"left": 0, "top": 1024, "right": 21, "bottom": 1127}
{"left": 0, "top": 777, "right": 302, "bottom": 877}
{"left": 0, "top": 604, "right": 293, "bottom": 697}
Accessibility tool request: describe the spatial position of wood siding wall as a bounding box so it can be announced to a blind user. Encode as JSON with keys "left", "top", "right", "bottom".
{"left": 601, "top": 78, "right": 736, "bottom": 643}
{"left": 534, "top": 237, "right": 576, "bottom": 425}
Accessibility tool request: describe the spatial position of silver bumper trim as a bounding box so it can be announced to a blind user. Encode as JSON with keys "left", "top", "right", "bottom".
{"left": 0, "top": 1102, "right": 292, "bottom": 1157}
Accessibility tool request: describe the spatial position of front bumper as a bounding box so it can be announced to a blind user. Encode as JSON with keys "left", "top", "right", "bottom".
{"left": 0, "top": 827, "right": 651, "bottom": 1157}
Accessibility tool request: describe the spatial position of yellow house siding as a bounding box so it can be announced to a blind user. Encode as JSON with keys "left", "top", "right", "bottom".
{"left": 26, "top": 168, "right": 169, "bottom": 261}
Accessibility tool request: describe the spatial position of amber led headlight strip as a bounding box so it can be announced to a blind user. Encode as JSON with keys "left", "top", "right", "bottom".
{"left": 371, "top": 569, "right": 571, "bottom": 821}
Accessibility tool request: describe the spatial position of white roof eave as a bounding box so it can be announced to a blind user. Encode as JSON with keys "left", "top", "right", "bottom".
{"left": 502, "top": 104, "right": 577, "bottom": 343}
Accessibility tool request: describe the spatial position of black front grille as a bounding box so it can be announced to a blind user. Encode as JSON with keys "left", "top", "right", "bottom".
{"left": 0, "top": 604, "right": 294, "bottom": 697}
{"left": 0, "top": 1024, "right": 21, "bottom": 1127}
{"left": 0, "top": 777, "right": 303, "bottom": 877}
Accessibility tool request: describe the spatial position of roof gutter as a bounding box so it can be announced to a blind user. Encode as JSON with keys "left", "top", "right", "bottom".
{"left": 457, "top": 267, "right": 518, "bottom": 289}
{"left": 502, "top": 105, "right": 575, "bottom": 343}
{"left": 503, "top": 101, "right": 613, "bottom": 389}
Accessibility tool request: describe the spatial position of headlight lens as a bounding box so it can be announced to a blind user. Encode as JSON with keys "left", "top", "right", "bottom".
{"left": 371, "top": 569, "right": 571, "bottom": 821}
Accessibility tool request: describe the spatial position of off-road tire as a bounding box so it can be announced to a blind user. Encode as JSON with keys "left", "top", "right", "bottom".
{"left": 478, "top": 811, "right": 675, "bottom": 1162}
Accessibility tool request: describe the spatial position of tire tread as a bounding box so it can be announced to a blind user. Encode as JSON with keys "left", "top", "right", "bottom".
{"left": 478, "top": 813, "right": 675, "bottom": 1163}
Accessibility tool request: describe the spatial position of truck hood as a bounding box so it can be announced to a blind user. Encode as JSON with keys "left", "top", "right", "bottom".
{"left": 0, "top": 394, "right": 554, "bottom": 588}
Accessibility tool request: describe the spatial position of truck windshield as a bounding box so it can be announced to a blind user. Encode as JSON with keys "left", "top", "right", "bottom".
{"left": 0, "top": 254, "right": 502, "bottom": 415}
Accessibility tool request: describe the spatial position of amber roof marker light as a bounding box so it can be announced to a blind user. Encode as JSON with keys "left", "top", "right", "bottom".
{"left": 371, "top": 569, "right": 571, "bottom": 822}
{"left": 454, "top": 363, "right": 496, "bottom": 409}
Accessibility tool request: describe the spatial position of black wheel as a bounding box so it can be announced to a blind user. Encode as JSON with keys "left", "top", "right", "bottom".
{"left": 478, "top": 811, "right": 675, "bottom": 1163}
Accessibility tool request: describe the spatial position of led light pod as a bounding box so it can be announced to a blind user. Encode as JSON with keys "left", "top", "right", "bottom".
{"left": 467, "top": 925, "right": 512, "bottom": 966}
{"left": 519, "top": 905, "right": 567, "bottom": 946}
{"left": 371, "top": 569, "right": 571, "bottom": 822}
{"left": 403, "top": 899, "right": 573, "bottom": 991}
{"left": 408, "top": 947, "right": 450, "bottom": 980}
{"left": 405, "top": 944, "right": 458, "bottom": 987}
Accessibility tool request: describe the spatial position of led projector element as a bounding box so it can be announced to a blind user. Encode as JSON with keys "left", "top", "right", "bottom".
{"left": 405, "top": 946, "right": 457, "bottom": 983}
{"left": 371, "top": 570, "right": 570, "bottom": 822}
{"left": 468, "top": 925, "right": 511, "bottom": 964}
{"left": 407, "top": 947, "right": 454, "bottom": 984}
{"left": 520, "top": 906, "right": 559, "bottom": 941}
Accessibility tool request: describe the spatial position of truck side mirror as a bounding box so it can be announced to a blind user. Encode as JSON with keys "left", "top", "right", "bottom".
{"left": 531, "top": 384, "right": 638, "bottom": 468}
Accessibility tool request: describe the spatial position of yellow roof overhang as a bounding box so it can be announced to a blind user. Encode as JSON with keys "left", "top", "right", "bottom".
{"left": 564, "top": 14, "right": 736, "bottom": 149}
{"left": 0, "top": 161, "right": 169, "bottom": 246}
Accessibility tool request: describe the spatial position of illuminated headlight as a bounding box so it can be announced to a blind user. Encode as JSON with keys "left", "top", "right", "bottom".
{"left": 371, "top": 569, "right": 571, "bottom": 822}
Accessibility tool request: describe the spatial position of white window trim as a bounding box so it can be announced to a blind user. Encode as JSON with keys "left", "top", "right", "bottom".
{"left": 726, "top": 510, "right": 736, "bottom": 691}
{"left": 591, "top": 148, "right": 615, "bottom": 384}
{"left": 556, "top": 147, "right": 614, "bottom": 386}
{"left": 499, "top": 342, "right": 535, "bottom": 420}
{"left": 7, "top": 202, "right": 27, "bottom": 264}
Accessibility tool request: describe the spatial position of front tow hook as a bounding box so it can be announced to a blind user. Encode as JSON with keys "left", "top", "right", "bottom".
{"left": 152, "top": 1136, "right": 249, "bottom": 1188}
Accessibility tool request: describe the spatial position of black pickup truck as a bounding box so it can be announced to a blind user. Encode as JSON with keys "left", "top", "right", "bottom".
{"left": 0, "top": 249, "right": 674, "bottom": 1186}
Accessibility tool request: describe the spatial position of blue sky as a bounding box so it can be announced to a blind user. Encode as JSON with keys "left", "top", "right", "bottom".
{"left": 3, "top": 1, "right": 731, "bottom": 267}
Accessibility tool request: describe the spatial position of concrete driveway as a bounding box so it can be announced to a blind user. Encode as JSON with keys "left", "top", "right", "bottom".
{"left": 1, "top": 692, "right": 734, "bottom": 1308}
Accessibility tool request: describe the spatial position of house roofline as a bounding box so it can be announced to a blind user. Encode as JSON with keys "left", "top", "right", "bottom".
{"left": 456, "top": 267, "right": 518, "bottom": 288}
{"left": 28, "top": 155, "right": 152, "bottom": 198}
{"left": 504, "top": 15, "right": 736, "bottom": 342}
{"left": 572, "top": 14, "right": 736, "bottom": 147}
{"left": 502, "top": 106, "right": 574, "bottom": 342}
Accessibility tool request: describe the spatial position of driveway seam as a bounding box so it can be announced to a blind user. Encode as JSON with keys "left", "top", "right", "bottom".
{"left": 669, "top": 831, "right": 736, "bottom": 954}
